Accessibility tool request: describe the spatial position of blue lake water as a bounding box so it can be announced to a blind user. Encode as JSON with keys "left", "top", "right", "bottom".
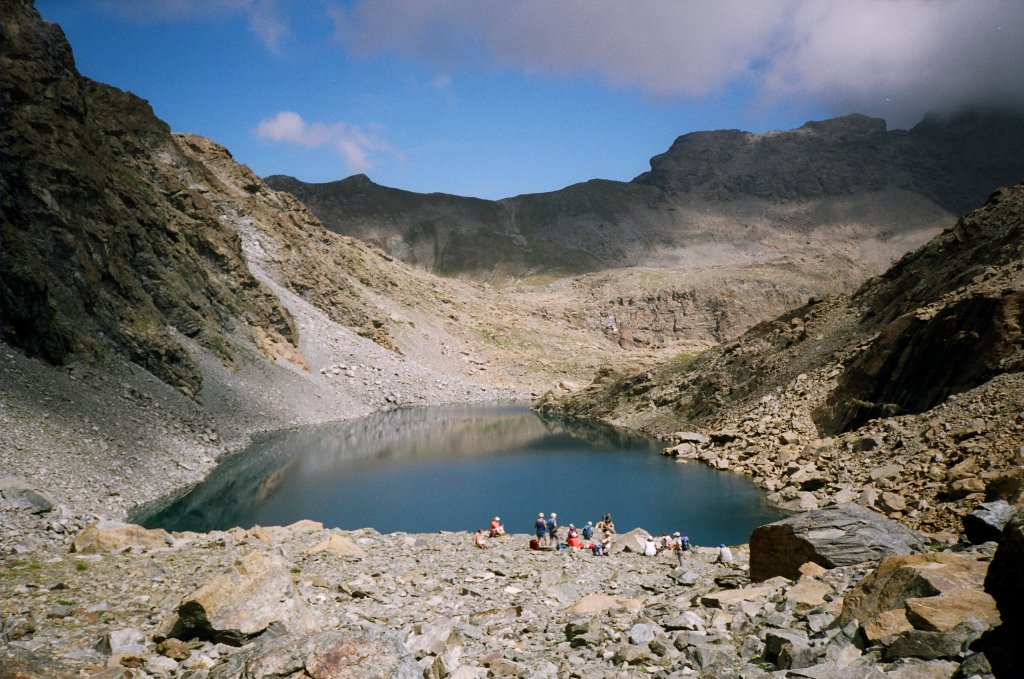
{"left": 137, "top": 404, "right": 785, "bottom": 545}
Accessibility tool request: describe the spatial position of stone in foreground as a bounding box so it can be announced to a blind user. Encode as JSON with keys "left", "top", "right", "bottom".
{"left": 840, "top": 552, "right": 999, "bottom": 660}
{"left": 155, "top": 550, "right": 316, "bottom": 645}
{"left": 69, "top": 520, "right": 175, "bottom": 554}
{"left": 748, "top": 505, "right": 927, "bottom": 581}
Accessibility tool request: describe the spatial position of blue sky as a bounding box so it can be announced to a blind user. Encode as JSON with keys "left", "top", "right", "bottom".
{"left": 37, "top": 1, "right": 1024, "bottom": 200}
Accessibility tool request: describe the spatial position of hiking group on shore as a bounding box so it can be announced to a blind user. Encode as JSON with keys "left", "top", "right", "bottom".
{"left": 474, "top": 511, "right": 707, "bottom": 561}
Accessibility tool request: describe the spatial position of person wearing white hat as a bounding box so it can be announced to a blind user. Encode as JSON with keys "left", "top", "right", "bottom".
{"left": 546, "top": 512, "right": 559, "bottom": 546}
{"left": 490, "top": 516, "right": 505, "bottom": 537}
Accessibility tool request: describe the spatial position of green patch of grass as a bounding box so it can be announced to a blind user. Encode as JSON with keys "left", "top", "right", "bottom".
{"left": 669, "top": 351, "right": 698, "bottom": 365}
{"left": 74, "top": 561, "right": 89, "bottom": 572}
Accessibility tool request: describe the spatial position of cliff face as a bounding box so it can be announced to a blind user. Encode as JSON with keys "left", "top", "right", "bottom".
{"left": 1, "top": 0, "right": 297, "bottom": 397}
{"left": 636, "top": 111, "right": 1024, "bottom": 213}
{"left": 268, "top": 112, "right": 1024, "bottom": 282}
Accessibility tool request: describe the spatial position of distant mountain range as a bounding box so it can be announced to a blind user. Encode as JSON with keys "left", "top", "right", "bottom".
{"left": 267, "top": 111, "right": 1024, "bottom": 281}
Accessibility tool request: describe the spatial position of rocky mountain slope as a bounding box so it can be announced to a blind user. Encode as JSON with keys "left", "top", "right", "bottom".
{"left": 267, "top": 112, "right": 1024, "bottom": 282}
{"left": 541, "top": 181, "right": 1024, "bottom": 536}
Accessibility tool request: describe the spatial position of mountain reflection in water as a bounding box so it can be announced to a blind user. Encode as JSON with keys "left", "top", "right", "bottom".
{"left": 138, "top": 404, "right": 785, "bottom": 544}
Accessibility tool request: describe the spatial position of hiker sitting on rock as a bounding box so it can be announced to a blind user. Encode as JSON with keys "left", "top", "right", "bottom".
{"left": 582, "top": 521, "right": 594, "bottom": 540}
{"left": 718, "top": 543, "right": 733, "bottom": 563}
{"left": 489, "top": 516, "right": 505, "bottom": 537}
{"left": 475, "top": 529, "right": 488, "bottom": 549}
{"left": 592, "top": 532, "right": 611, "bottom": 556}
{"left": 643, "top": 536, "right": 658, "bottom": 557}
{"left": 597, "top": 512, "right": 615, "bottom": 533}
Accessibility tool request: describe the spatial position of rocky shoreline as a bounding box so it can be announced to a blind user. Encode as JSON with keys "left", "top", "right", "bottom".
{"left": 3, "top": 506, "right": 1018, "bottom": 678}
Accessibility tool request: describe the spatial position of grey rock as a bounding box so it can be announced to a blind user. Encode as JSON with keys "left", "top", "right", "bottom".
{"left": 685, "top": 641, "right": 734, "bottom": 670}
{"left": 748, "top": 505, "right": 927, "bottom": 582}
{"left": 0, "top": 481, "right": 55, "bottom": 514}
{"left": 764, "top": 629, "right": 809, "bottom": 662}
{"left": 885, "top": 619, "right": 987, "bottom": 660}
{"left": 963, "top": 500, "right": 1017, "bottom": 545}
{"left": 669, "top": 569, "right": 700, "bottom": 586}
{"left": 628, "top": 623, "right": 657, "bottom": 645}
{"left": 96, "top": 627, "right": 147, "bottom": 655}
{"left": 778, "top": 638, "right": 824, "bottom": 670}
{"left": 738, "top": 634, "right": 765, "bottom": 659}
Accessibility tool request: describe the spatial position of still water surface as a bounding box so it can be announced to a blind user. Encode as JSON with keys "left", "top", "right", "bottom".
{"left": 139, "top": 405, "right": 785, "bottom": 545}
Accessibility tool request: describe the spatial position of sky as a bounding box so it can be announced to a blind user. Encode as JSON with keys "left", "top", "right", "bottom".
{"left": 37, "top": 0, "right": 1024, "bottom": 200}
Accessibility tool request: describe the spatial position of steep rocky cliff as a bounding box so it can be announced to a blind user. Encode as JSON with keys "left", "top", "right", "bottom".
{"left": 542, "top": 182, "right": 1024, "bottom": 534}
{"left": 1, "top": 0, "right": 298, "bottom": 397}
{"left": 268, "top": 112, "right": 1024, "bottom": 281}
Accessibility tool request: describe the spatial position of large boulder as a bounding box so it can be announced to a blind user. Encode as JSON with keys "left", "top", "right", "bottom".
{"left": 0, "top": 477, "right": 55, "bottom": 514}
{"left": 69, "top": 520, "right": 174, "bottom": 554}
{"left": 607, "top": 527, "right": 651, "bottom": 555}
{"left": 208, "top": 629, "right": 420, "bottom": 679}
{"left": 155, "top": 551, "right": 316, "bottom": 645}
{"left": 748, "top": 505, "right": 926, "bottom": 581}
{"left": 839, "top": 552, "right": 1000, "bottom": 660}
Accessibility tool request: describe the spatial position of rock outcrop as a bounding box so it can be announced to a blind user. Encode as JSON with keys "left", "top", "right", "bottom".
{"left": 1, "top": 0, "right": 299, "bottom": 397}
{"left": 748, "top": 505, "right": 927, "bottom": 582}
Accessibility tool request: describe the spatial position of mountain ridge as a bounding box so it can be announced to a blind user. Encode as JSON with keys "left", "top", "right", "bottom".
{"left": 267, "top": 110, "right": 1024, "bottom": 281}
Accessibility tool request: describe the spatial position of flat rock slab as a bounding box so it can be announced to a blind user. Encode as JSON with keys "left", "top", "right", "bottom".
{"left": 563, "top": 594, "right": 644, "bottom": 615}
{"left": 749, "top": 505, "right": 927, "bottom": 581}
{"left": 69, "top": 520, "right": 174, "bottom": 554}
{"left": 305, "top": 532, "right": 366, "bottom": 559}
{"left": 700, "top": 586, "right": 772, "bottom": 608}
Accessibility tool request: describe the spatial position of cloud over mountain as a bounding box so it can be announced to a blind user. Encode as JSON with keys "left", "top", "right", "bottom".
{"left": 255, "top": 111, "right": 396, "bottom": 172}
{"left": 332, "top": 0, "right": 1024, "bottom": 127}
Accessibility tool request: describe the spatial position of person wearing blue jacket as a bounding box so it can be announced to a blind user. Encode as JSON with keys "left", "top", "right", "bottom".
{"left": 535, "top": 513, "right": 548, "bottom": 547}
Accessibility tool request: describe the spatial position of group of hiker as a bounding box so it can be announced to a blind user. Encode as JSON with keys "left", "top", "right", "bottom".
{"left": 473, "top": 512, "right": 714, "bottom": 562}
{"left": 530, "top": 511, "right": 615, "bottom": 555}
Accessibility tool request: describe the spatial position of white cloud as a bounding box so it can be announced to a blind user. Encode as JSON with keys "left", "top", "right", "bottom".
{"left": 255, "top": 111, "right": 397, "bottom": 173}
{"left": 331, "top": 0, "right": 1024, "bottom": 126}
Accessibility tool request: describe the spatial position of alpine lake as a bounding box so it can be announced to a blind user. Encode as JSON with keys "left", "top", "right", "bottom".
{"left": 137, "top": 404, "right": 786, "bottom": 546}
